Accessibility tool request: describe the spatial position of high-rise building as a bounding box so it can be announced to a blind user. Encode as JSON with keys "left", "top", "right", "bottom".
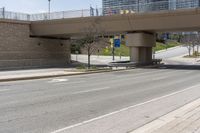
{"left": 102, "top": 0, "right": 140, "bottom": 15}
{"left": 102, "top": 0, "right": 200, "bottom": 15}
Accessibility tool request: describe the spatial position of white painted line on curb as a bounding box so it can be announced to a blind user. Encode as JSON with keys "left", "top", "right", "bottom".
{"left": 71, "top": 87, "right": 111, "bottom": 95}
{"left": 51, "top": 83, "right": 200, "bottom": 133}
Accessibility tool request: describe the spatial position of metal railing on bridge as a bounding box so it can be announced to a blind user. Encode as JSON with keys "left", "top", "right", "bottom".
{"left": 0, "top": 7, "right": 4, "bottom": 19}
{"left": 30, "top": 9, "right": 102, "bottom": 21}
{"left": 0, "top": 7, "right": 30, "bottom": 21}
{"left": 0, "top": 0, "right": 199, "bottom": 21}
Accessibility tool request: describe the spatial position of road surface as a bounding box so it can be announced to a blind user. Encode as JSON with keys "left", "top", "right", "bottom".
{"left": 0, "top": 67, "right": 200, "bottom": 133}
{"left": 155, "top": 46, "right": 188, "bottom": 59}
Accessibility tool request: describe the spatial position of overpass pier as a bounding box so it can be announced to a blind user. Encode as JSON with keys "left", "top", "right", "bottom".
{"left": 126, "top": 32, "right": 155, "bottom": 64}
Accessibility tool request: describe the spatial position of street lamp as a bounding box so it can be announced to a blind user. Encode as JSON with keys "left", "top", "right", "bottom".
{"left": 48, "top": 0, "right": 51, "bottom": 19}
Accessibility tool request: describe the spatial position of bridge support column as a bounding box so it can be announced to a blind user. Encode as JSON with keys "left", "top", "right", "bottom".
{"left": 126, "top": 32, "right": 156, "bottom": 64}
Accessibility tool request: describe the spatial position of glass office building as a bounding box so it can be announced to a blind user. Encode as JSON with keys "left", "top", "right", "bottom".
{"left": 102, "top": 0, "right": 200, "bottom": 15}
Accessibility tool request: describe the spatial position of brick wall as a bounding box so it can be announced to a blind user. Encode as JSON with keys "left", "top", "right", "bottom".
{"left": 0, "top": 20, "right": 71, "bottom": 70}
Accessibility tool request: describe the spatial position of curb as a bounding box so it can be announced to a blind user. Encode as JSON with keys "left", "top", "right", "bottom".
{"left": 0, "top": 68, "right": 133, "bottom": 82}
{"left": 130, "top": 98, "right": 200, "bottom": 133}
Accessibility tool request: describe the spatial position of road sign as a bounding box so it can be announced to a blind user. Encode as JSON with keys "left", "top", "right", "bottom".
{"left": 114, "top": 39, "right": 121, "bottom": 48}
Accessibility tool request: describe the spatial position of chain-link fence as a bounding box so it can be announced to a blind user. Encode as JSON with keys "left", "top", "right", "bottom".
{"left": 0, "top": 7, "right": 5, "bottom": 19}
{"left": 4, "top": 11, "right": 30, "bottom": 21}
{"left": 30, "top": 8, "right": 103, "bottom": 21}
{"left": 0, "top": 0, "right": 199, "bottom": 21}
{"left": 0, "top": 7, "right": 30, "bottom": 20}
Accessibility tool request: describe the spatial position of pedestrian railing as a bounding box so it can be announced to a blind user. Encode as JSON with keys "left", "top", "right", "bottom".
{"left": 3, "top": 11, "right": 30, "bottom": 21}
{"left": 0, "top": 7, "right": 30, "bottom": 21}
{"left": 0, "top": 7, "right": 4, "bottom": 19}
{"left": 0, "top": 0, "right": 199, "bottom": 21}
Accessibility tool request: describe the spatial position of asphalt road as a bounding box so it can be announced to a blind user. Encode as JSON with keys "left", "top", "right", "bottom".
{"left": 155, "top": 46, "right": 188, "bottom": 59}
{"left": 0, "top": 67, "right": 200, "bottom": 133}
{"left": 0, "top": 69, "right": 200, "bottom": 133}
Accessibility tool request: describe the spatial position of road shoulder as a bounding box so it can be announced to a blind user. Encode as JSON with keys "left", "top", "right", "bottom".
{"left": 131, "top": 98, "right": 200, "bottom": 133}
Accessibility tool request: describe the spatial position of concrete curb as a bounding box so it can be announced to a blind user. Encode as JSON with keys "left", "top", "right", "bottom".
{"left": 0, "top": 68, "right": 133, "bottom": 82}
{"left": 130, "top": 98, "right": 200, "bottom": 133}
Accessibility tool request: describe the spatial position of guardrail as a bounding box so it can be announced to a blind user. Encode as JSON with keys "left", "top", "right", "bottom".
{"left": 0, "top": 0, "right": 199, "bottom": 21}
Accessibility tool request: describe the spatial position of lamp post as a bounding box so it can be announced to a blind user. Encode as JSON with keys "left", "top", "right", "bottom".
{"left": 48, "top": 0, "right": 51, "bottom": 19}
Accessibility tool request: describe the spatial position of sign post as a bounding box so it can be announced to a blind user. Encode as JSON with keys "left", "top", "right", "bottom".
{"left": 114, "top": 38, "right": 121, "bottom": 61}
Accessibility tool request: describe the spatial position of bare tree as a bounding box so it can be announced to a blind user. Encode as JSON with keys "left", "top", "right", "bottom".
{"left": 180, "top": 34, "right": 192, "bottom": 56}
{"left": 195, "top": 32, "right": 200, "bottom": 55}
{"left": 180, "top": 33, "right": 198, "bottom": 57}
{"left": 74, "top": 20, "right": 108, "bottom": 69}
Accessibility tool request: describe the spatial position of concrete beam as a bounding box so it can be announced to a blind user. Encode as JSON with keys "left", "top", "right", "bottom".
{"left": 126, "top": 32, "right": 156, "bottom": 47}
{"left": 31, "top": 8, "right": 200, "bottom": 36}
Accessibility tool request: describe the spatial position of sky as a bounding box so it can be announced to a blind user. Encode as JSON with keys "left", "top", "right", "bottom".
{"left": 0, "top": 0, "right": 102, "bottom": 13}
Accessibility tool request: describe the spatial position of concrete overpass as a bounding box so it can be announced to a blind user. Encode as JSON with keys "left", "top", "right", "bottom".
{"left": 1, "top": 8, "right": 200, "bottom": 70}
{"left": 31, "top": 8, "right": 200, "bottom": 64}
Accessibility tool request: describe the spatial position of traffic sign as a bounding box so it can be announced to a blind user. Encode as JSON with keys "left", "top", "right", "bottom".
{"left": 114, "top": 39, "right": 121, "bottom": 48}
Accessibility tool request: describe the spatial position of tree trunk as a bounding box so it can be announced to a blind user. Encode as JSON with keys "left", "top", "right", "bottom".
{"left": 88, "top": 54, "right": 91, "bottom": 69}
{"left": 193, "top": 45, "right": 195, "bottom": 56}
{"left": 188, "top": 47, "right": 191, "bottom": 56}
{"left": 88, "top": 47, "right": 91, "bottom": 69}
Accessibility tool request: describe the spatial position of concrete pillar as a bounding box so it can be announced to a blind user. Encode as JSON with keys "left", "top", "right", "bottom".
{"left": 130, "top": 47, "right": 139, "bottom": 63}
{"left": 139, "top": 47, "right": 147, "bottom": 63}
{"left": 126, "top": 32, "right": 156, "bottom": 64}
{"left": 146, "top": 47, "right": 153, "bottom": 63}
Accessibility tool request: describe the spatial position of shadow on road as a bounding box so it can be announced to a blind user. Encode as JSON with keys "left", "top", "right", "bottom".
{"left": 151, "top": 64, "right": 200, "bottom": 70}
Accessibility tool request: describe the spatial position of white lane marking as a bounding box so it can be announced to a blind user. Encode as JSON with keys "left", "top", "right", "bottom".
{"left": 54, "top": 81, "right": 86, "bottom": 85}
{"left": 0, "top": 89, "right": 11, "bottom": 92}
{"left": 51, "top": 83, "right": 200, "bottom": 133}
{"left": 151, "top": 76, "right": 169, "bottom": 81}
{"left": 48, "top": 79, "right": 69, "bottom": 83}
{"left": 71, "top": 87, "right": 111, "bottom": 95}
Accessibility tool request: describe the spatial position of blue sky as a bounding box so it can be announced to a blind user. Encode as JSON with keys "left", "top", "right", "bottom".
{"left": 0, "top": 0, "right": 102, "bottom": 13}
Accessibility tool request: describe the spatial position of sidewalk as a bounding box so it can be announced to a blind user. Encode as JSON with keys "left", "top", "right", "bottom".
{"left": 0, "top": 67, "right": 129, "bottom": 82}
{"left": 71, "top": 54, "right": 130, "bottom": 65}
{"left": 164, "top": 55, "right": 200, "bottom": 65}
{"left": 0, "top": 68, "right": 85, "bottom": 82}
{"left": 131, "top": 98, "right": 200, "bottom": 133}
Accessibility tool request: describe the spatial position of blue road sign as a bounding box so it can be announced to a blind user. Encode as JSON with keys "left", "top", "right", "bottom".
{"left": 114, "top": 39, "right": 121, "bottom": 48}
